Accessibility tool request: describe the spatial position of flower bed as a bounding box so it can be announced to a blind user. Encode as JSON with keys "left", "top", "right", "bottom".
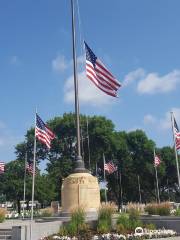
{"left": 40, "top": 227, "right": 177, "bottom": 240}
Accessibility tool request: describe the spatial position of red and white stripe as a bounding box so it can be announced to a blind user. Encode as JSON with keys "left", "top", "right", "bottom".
{"left": 154, "top": 155, "right": 161, "bottom": 167}
{"left": 174, "top": 129, "right": 180, "bottom": 150}
{"left": 35, "top": 126, "right": 55, "bottom": 149}
{"left": 104, "top": 162, "right": 117, "bottom": 174}
{"left": 86, "top": 59, "right": 121, "bottom": 97}
{"left": 0, "top": 162, "right": 5, "bottom": 174}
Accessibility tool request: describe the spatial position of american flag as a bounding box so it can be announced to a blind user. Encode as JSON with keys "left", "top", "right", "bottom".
{"left": 154, "top": 155, "right": 161, "bottom": 167}
{"left": 0, "top": 162, "right": 5, "bottom": 174}
{"left": 35, "top": 114, "right": 55, "bottom": 149}
{"left": 84, "top": 41, "right": 121, "bottom": 97}
{"left": 173, "top": 117, "right": 180, "bottom": 150}
{"left": 104, "top": 161, "right": 117, "bottom": 174}
{"left": 26, "top": 161, "right": 34, "bottom": 175}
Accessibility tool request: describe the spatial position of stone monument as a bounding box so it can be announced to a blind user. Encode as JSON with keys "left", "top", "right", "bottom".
{"left": 61, "top": 172, "right": 100, "bottom": 216}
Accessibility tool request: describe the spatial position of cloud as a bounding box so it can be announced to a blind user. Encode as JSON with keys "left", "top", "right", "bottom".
{"left": 52, "top": 55, "right": 68, "bottom": 73}
{"left": 143, "top": 108, "right": 180, "bottom": 131}
{"left": 64, "top": 71, "right": 115, "bottom": 106}
{"left": 143, "top": 114, "right": 156, "bottom": 125}
{"left": 137, "top": 70, "right": 180, "bottom": 94}
{"left": 10, "top": 55, "right": 21, "bottom": 65}
{"left": 160, "top": 107, "right": 180, "bottom": 130}
{"left": 123, "top": 68, "right": 145, "bottom": 86}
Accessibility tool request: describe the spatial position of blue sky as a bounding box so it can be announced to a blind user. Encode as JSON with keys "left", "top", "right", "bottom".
{"left": 0, "top": 0, "right": 180, "bottom": 163}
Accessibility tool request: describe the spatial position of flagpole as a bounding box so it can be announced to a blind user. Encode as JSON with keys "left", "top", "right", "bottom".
{"left": 154, "top": 149, "right": 160, "bottom": 203}
{"left": 95, "top": 162, "right": 98, "bottom": 177}
{"left": 30, "top": 111, "right": 37, "bottom": 240}
{"left": 70, "top": 0, "right": 86, "bottom": 173}
{"left": 170, "top": 111, "right": 180, "bottom": 189}
{"left": 167, "top": 178, "right": 170, "bottom": 202}
{"left": 103, "top": 153, "right": 107, "bottom": 204}
{"left": 22, "top": 150, "right": 27, "bottom": 219}
{"left": 137, "top": 175, "right": 142, "bottom": 204}
{"left": 86, "top": 117, "right": 91, "bottom": 171}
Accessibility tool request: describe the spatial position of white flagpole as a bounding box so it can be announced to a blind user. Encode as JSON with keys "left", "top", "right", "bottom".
{"left": 137, "top": 175, "right": 142, "bottom": 204}
{"left": 103, "top": 153, "right": 107, "bottom": 204}
{"left": 22, "top": 150, "right": 27, "bottom": 219}
{"left": 86, "top": 117, "right": 91, "bottom": 171}
{"left": 154, "top": 149, "right": 160, "bottom": 203}
{"left": 170, "top": 112, "right": 180, "bottom": 189}
{"left": 30, "top": 111, "right": 37, "bottom": 239}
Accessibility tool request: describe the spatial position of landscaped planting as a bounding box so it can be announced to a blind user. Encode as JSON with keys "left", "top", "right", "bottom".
{"left": 144, "top": 202, "right": 171, "bottom": 216}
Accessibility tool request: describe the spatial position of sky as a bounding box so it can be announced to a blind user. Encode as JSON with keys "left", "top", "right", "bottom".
{"left": 0, "top": 0, "right": 180, "bottom": 164}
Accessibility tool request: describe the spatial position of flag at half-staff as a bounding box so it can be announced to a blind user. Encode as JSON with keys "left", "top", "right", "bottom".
{"left": 26, "top": 161, "right": 37, "bottom": 175}
{"left": 104, "top": 161, "right": 117, "bottom": 174}
{"left": 153, "top": 149, "right": 161, "bottom": 203}
{"left": 84, "top": 41, "right": 121, "bottom": 97}
{"left": 173, "top": 116, "right": 180, "bottom": 151}
{"left": 154, "top": 154, "right": 161, "bottom": 167}
{"left": 171, "top": 112, "right": 180, "bottom": 189}
{"left": 0, "top": 162, "right": 5, "bottom": 174}
{"left": 35, "top": 114, "right": 56, "bottom": 149}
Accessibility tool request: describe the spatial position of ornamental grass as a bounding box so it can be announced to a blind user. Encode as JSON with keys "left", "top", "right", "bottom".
{"left": 145, "top": 202, "right": 171, "bottom": 216}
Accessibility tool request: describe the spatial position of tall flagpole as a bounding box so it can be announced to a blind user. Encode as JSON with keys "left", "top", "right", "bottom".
{"left": 154, "top": 149, "right": 160, "bottom": 203}
{"left": 103, "top": 153, "right": 107, "bottom": 203}
{"left": 171, "top": 111, "right": 180, "bottom": 189}
{"left": 137, "top": 175, "right": 142, "bottom": 204}
{"left": 30, "top": 111, "right": 37, "bottom": 239}
{"left": 86, "top": 117, "right": 91, "bottom": 171}
{"left": 70, "top": 0, "right": 86, "bottom": 173}
{"left": 22, "top": 150, "right": 27, "bottom": 219}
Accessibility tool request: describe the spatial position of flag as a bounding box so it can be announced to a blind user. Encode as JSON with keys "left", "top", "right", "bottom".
{"left": 35, "top": 114, "right": 55, "bottom": 149}
{"left": 84, "top": 41, "right": 121, "bottom": 97}
{"left": 154, "top": 155, "right": 161, "bottom": 167}
{"left": 173, "top": 117, "right": 180, "bottom": 150}
{"left": 104, "top": 161, "right": 117, "bottom": 174}
{"left": 26, "top": 161, "right": 33, "bottom": 175}
{"left": 0, "top": 162, "right": 5, "bottom": 174}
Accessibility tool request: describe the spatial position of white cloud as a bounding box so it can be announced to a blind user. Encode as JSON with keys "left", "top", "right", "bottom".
{"left": 52, "top": 54, "right": 85, "bottom": 73}
{"left": 10, "top": 55, "right": 20, "bottom": 65}
{"left": 143, "top": 114, "right": 156, "bottom": 125}
{"left": 123, "top": 68, "right": 145, "bottom": 86}
{"left": 52, "top": 55, "right": 68, "bottom": 73}
{"left": 143, "top": 108, "right": 180, "bottom": 131}
{"left": 137, "top": 70, "right": 180, "bottom": 94}
{"left": 160, "top": 107, "right": 180, "bottom": 130}
{"left": 64, "top": 71, "right": 114, "bottom": 106}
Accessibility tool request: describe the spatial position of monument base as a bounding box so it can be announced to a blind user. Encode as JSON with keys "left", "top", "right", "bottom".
{"left": 61, "top": 172, "right": 100, "bottom": 218}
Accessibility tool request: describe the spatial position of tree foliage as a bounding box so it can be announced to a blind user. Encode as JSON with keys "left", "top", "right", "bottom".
{"left": 1, "top": 112, "right": 180, "bottom": 209}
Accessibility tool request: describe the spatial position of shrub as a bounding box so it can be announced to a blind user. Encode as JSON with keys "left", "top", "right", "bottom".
{"left": 40, "top": 208, "right": 53, "bottom": 217}
{"left": 97, "top": 204, "right": 114, "bottom": 233}
{"left": 145, "top": 202, "right": 171, "bottom": 216}
{"left": 175, "top": 208, "right": 180, "bottom": 216}
{"left": 66, "top": 221, "right": 77, "bottom": 236}
{"left": 117, "top": 213, "right": 129, "bottom": 228}
{"left": 65, "top": 207, "right": 87, "bottom": 236}
{"left": 59, "top": 226, "right": 68, "bottom": 236}
{"left": 158, "top": 202, "right": 171, "bottom": 216}
{"left": 127, "top": 202, "right": 145, "bottom": 214}
{"left": 97, "top": 219, "right": 110, "bottom": 234}
{"left": 116, "top": 223, "right": 126, "bottom": 234}
{"left": 0, "top": 208, "right": 6, "bottom": 223}
{"left": 144, "top": 223, "right": 156, "bottom": 230}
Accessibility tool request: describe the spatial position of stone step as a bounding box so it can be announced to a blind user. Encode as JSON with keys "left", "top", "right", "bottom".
{"left": 0, "top": 236, "right": 12, "bottom": 240}
{"left": 0, "top": 231, "right": 12, "bottom": 235}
